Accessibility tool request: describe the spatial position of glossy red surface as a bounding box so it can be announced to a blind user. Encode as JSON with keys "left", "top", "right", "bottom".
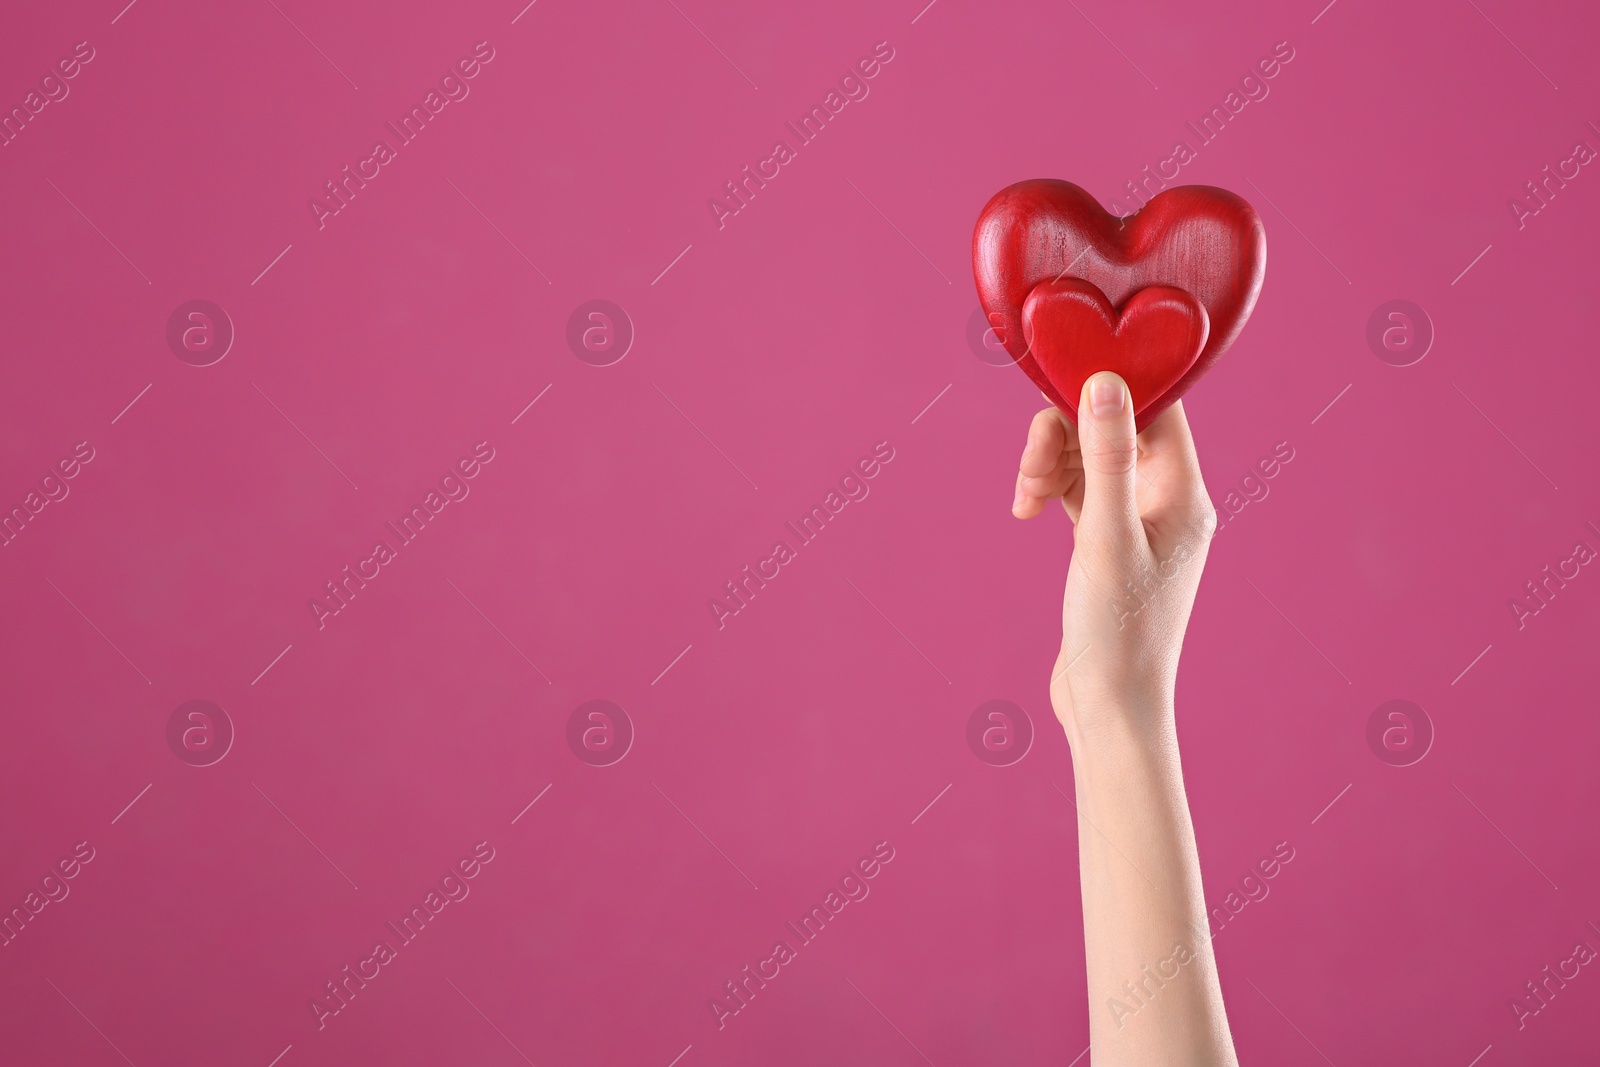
{"left": 1022, "top": 278, "right": 1208, "bottom": 423}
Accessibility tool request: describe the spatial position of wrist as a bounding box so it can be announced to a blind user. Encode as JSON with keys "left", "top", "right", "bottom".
{"left": 1059, "top": 699, "right": 1179, "bottom": 764}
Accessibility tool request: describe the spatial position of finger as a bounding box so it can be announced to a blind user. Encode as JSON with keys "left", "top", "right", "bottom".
{"left": 1020, "top": 463, "right": 1081, "bottom": 500}
{"left": 1075, "top": 371, "right": 1140, "bottom": 535}
{"left": 1136, "top": 399, "right": 1204, "bottom": 493}
{"left": 1138, "top": 400, "right": 1218, "bottom": 546}
{"left": 1013, "top": 469, "right": 1050, "bottom": 519}
{"left": 1019, "top": 406, "right": 1071, "bottom": 479}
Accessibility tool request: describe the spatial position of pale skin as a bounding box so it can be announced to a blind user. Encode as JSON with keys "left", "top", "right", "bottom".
{"left": 1013, "top": 371, "right": 1238, "bottom": 1066}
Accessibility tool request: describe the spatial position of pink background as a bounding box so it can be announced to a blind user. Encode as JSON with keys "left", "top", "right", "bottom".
{"left": 2, "top": 0, "right": 1598, "bottom": 1063}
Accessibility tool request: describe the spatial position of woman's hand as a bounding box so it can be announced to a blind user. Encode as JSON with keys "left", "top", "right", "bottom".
{"left": 1017, "top": 372, "right": 1238, "bottom": 1065}
{"left": 1012, "top": 372, "right": 1216, "bottom": 747}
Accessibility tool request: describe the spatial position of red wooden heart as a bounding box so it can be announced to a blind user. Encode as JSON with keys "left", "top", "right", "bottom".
{"left": 1022, "top": 279, "right": 1208, "bottom": 423}
{"left": 973, "top": 179, "right": 1266, "bottom": 430}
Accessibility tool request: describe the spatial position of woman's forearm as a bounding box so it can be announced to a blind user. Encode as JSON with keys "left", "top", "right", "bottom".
{"left": 1016, "top": 376, "right": 1236, "bottom": 1064}
{"left": 1069, "top": 712, "right": 1237, "bottom": 1066}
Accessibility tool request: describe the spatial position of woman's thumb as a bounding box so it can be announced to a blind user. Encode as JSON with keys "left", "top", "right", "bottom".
{"left": 1076, "top": 371, "right": 1140, "bottom": 532}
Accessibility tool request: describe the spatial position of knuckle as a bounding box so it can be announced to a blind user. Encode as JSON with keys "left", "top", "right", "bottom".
{"left": 1089, "top": 442, "right": 1137, "bottom": 475}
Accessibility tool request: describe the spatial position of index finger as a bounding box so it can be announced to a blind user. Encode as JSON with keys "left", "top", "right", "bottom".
{"left": 1135, "top": 399, "right": 1204, "bottom": 491}
{"left": 1020, "top": 405, "right": 1075, "bottom": 478}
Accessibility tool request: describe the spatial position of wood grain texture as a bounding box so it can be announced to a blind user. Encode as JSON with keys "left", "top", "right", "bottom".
{"left": 972, "top": 179, "right": 1267, "bottom": 429}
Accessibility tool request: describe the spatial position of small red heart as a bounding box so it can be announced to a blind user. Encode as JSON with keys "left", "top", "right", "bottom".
{"left": 1022, "top": 279, "right": 1208, "bottom": 423}
{"left": 973, "top": 179, "right": 1266, "bottom": 430}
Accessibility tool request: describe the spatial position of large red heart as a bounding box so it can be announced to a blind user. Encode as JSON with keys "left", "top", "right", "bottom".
{"left": 973, "top": 179, "right": 1266, "bottom": 430}
{"left": 1022, "top": 279, "right": 1208, "bottom": 423}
